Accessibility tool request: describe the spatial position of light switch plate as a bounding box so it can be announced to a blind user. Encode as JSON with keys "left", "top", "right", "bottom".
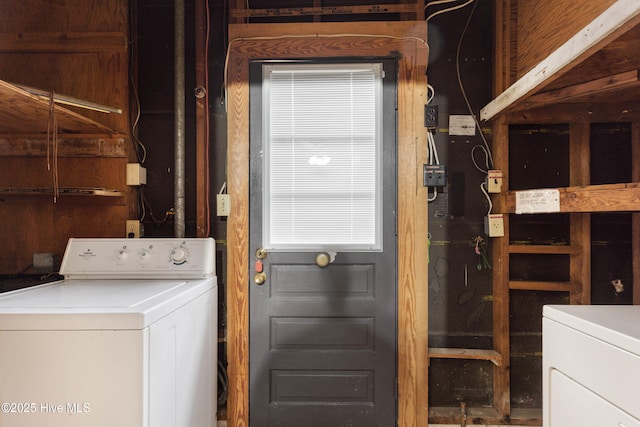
{"left": 217, "top": 194, "right": 231, "bottom": 216}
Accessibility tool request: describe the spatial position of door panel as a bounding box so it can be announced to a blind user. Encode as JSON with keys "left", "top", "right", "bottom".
{"left": 249, "top": 59, "right": 397, "bottom": 427}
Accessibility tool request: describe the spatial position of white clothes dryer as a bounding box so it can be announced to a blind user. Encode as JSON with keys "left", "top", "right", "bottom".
{"left": 543, "top": 305, "right": 640, "bottom": 427}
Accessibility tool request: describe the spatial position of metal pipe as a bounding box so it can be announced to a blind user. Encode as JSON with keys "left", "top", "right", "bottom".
{"left": 174, "top": 0, "right": 186, "bottom": 237}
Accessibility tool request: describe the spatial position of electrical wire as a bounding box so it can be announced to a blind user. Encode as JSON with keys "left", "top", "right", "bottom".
{"left": 219, "top": 0, "right": 228, "bottom": 104}
{"left": 205, "top": 0, "right": 211, "bottom": 237}
{"left": 128, "top": 5, "right": 148, "bottom": 164}
{"left": 426, "top": 0, "right": 475, "bottom": 22}
{"left": 426, "top": 82, "right": 440, "bottom": 203}
{"left": 424, "top": 0, "right": 463, "bottom": 11}
{"left": 427, "top": 130, "right": 439, "bottom": 202}
{"left": 139, "top": 185, "right": 175, "bottom": 226}
{"left": 427, "top": 83, "right": 435, "bottom": 105}
{"left": 47, "top": 90, "right": 59, "bottom": 203}
{"left": 455, "top": 0, "right": 494, "bottom": 172}
{"left": 427, "top": 130, "right": 440, "bottom": 166}
{"left": 428, "top": 186, "right": 438, "bottom": 202}
{"left": 480, "top": 180, "right": 492, "bottom": 215}
{"left": 129, "top": 73, "right": 147, "bottom": 164}
{"left": 471, "top": 144, "right": 491, "bottom": 173}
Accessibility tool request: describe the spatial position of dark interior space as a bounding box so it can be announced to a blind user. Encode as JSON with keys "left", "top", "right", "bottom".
{"left": 426, "top": 0, "right": 495, "bottom": 409}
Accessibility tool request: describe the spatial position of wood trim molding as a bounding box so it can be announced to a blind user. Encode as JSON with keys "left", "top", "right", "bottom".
{"left": 195, "top": 0, "right": 208, "bottom": 237}
{"left": 225, "top": 21, "right": 428, "bottom": 427}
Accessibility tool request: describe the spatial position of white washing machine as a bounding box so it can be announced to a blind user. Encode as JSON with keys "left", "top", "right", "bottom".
{"left": 0, "top": 238, "right": 217, "bottom": 427}
{"left": 543, "top": 305, "right": 640, "bottom": 427}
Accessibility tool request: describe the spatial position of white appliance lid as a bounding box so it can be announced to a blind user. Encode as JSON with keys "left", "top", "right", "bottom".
{"left": 544, "top": 305, "right": 640, "bottom": 357}
{"left": 0, "top": 277, "right": 216, "bottom": 330}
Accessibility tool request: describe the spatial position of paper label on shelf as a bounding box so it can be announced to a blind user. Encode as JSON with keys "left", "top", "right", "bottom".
{"left": 515, "top": 189, "right": 560, "bottom": 214}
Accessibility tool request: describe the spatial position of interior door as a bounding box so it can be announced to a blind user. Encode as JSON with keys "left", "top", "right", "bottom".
{"left": 249, "top": 59, "right": 397, "bottom": 427}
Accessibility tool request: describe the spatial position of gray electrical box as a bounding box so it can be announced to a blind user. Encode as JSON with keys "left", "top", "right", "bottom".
{"left": 424, "top": 164, "right": 447, "bottom": 187}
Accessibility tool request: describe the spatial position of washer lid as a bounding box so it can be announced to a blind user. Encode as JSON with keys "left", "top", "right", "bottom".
{"left": 544, "top": 305, "right": 640, "bottom": 357}
{"left": 0, "top": 277, "right": 216, "bottom": 330}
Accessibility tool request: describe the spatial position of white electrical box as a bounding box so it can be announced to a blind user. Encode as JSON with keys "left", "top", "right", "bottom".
{"left": 486, "top": 214, "right": 504, "bottom": 237}
{"left": 125, "top": 220, "right": 143, "bottom": 238}
{"left": 487, "top": 170, "right": 503, "bottom": 193}
{"left": 126, "top": 163, "right": 147, "bottom": 186}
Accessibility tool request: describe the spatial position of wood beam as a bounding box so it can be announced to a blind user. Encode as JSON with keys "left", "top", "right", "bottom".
{"left": 633, "top": 121, "right": 640, "bottom": 305}
{"left": 569, "top": 123, "right": 591, "bottom": 304}
{"left": 491, "top": 115, "right": 511, "bottom": 418}
{"left": 519, "top": 70, "right": 640, "bottom": 110}
{"left": 230, "top": 4, "right": 419, "bottom": 19}
{"left": 429, "top": 406, "right": 541, "bottom": 426}
{"left": 505, "top": 183, "right": 640, "bottom": 213}
{"left": 505, "top": 102, "right": 640, "bottom": 124}
{"left": 508, "top": 244, "right": 581, "bottom": 254}
{"left": 508, "top": 280, "right": 576, "bottom": 292}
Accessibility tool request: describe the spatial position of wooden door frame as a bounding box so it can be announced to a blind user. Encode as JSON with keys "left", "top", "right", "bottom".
{"left": 225, "top": 21, "right": 429, "bottom": 427}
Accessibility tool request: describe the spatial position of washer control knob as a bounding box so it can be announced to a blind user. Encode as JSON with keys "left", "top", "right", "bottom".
{"left": 139, "top": 250, "right": 150, "bottom": 261}
{"left": 171, "top": 247, "right": 188, "bottom": 264}
{"left": 117, "top": 250, "right": 128, "bottom": 260}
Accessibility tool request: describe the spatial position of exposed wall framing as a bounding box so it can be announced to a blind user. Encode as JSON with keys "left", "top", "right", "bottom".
{"left": 484, "top": 0, "right": 640, "bottom": 423}
{"left": 225, "top": 21, "right": 429, "bottom": 427}
{"left": 229, "top": 0, "right": 425, "bottom": 23}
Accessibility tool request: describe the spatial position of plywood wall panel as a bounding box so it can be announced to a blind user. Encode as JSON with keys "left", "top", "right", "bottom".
{"left": 0, "top": 0, "right": 128, "bottom": 33}
{"left": 516, "top": 0, "right": 616, "bottom": 78}
{"left": 0, "top": 157, "right": 127, "bottom": 189}
{"left": 0, "top": 202, "right": 127, "bottom": 273}
{"left": 0, "top": 0, "right": 131, "bottom": 274}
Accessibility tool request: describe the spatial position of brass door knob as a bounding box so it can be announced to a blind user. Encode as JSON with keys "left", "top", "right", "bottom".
{"left": 315, "top": 252, "right": 332, "bottom": 268}
{"left": 254, "top": 272, "right": 267, "bottom": 285}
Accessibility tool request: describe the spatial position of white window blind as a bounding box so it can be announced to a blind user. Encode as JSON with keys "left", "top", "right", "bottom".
{"left": 262, "top": 63, "right": 383, "bottom": 251}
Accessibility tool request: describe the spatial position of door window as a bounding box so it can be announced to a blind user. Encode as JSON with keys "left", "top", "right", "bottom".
{"left": 262, "top": 63, "right": 383, "bottom": 251}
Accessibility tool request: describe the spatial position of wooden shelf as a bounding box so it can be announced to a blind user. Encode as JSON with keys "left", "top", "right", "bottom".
{"left": 0, "top": 80, "right": 116, "bottom": 134}
{"left": 429, "top": 406, "right": 541, "bottom": 426}
{"left": 509, "top": 244, "right": 581, "bottom": 254}
{"left": 509, "top": 280, "right": 576, "bottom": 292}
{"left": 0, "top": 187, "right": 122, "bottom": 197}
{"left": 428, "top": 347, "right": 502, "bottom": 366}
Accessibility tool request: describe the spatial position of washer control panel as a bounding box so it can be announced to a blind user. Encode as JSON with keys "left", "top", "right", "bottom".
{"left": 59, "top": 238, "right": 215, "bottom": 279}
